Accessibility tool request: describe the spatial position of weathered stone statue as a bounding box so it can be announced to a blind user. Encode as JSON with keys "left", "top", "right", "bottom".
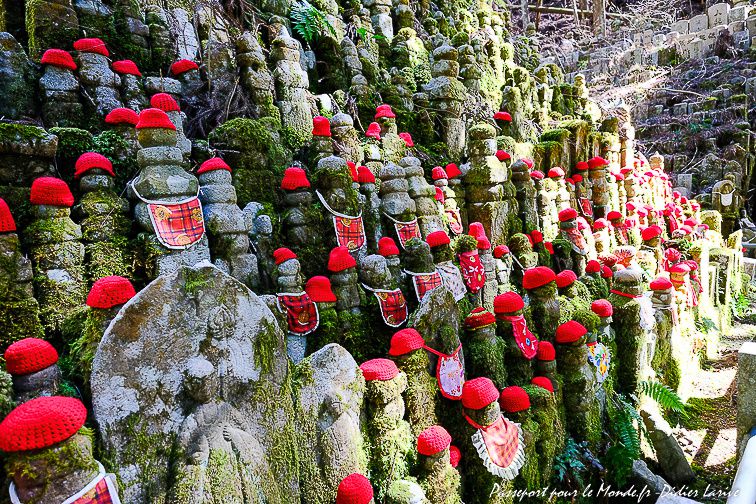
{"left": 638, "top": 225, "right": 663, "bottom": 278}
{"left": 112, "top": 59, "right": 148, "bottom": 111}
{"left": 402, "top": 238, "right": 443, "bottom": 308}
{"left": 380, "top": 161, "right": 420, "bottom": 249}
{"left": 73, "top": 38, "right": 123, "bottom": 119}
{"left": 314, "top": 156, "right": 366, "bottom": 255}
{"left": 649, "top": 277, "right": 682, "bottom": 389}
{"left": 464, "top": 307, "right": 507, "bottom": 388}
{"left": 358, "top": 166, "right": 383, "bottom": 253}
{"left": 557, "top": 208, "right": 588, "bottom": 276}
{"left": 427, "top": 231, "right": 466, "bottom": 302}
{"left": 588, "top": 156, "right": 610, "bottom": 218}
{"left": 711, "top": 174, "right": 741, "bottom": 237}
{"left": 4, "top": 338, "right": 60, "bottom": 403}
{"left": 332, "top": 113, "right": 365, "bottom": 165}
{"left": 337, "top": 473, "right": 376, "bottom": 504}
{"left": 523, "top": 266, "right": 560, "bottom": 342}
{"left": 402, "top": 156, "right": 443, "bottom": 235}
{"left": 510, "top": 159, "right": 539, "bottom": 232}
{"left": 508, "top": 233, "right": 539, "bottom": 288}
{"left": 424, "top": 45, "right": 467, "bottom": 158}
{"left": 359, "top": 254, "right": 408, "bottom": 330}
{"left": 493, "top": 245, "right": 513, "bottom": 293}
{"left": 38, "top": 49, "right": 82, "bottom": 127}
{"left": 271, "top": 27, "right": 312, "bottom": 142}
{"left": 495, "top": 291, "right": 538, "bottom": 385}
{"left": 275, "top": 247, "right": 317, "bottom": 363}
{"left": 149, "top": 93, "right": 191, "bottom": 160}
{"left": 415, "top": 425, "right": 463, "bottom": 504}
{"left": 379, "top": 236, "right": 404, "bottom": 286}
{"left": 375, "top": 105, "right": 407, "bottom": 163}
{"left": 236, "top": 33, "right": 277, "bottom": 119}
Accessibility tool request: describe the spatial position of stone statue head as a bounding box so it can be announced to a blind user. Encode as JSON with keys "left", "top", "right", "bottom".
{"left": 359, "top": 254, "right": 395, "bottom": 289}
{"left": 184, "top": 357, "right": 219, "bottom": 404}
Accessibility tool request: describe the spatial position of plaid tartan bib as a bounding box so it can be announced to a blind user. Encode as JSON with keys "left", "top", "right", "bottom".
{"left": 405, "top": 270, "right": 442, "bottom": 303}
{"left": 364, "top": 286, "right": 408, "bottom": 327}
{"left": 445, "top": 208, "right": 464, "bottom": 235}
{"left": 384, "top": 213, "right": 421, "bottom": 248}
{"left": 316, "top": 190, "right": 366, "bottom": 252}
{"left": 11, "top": 463, "right": 122, "bottom": 504}
{"left": 132, "top": 184, "right": 205, "bottom": 250}
{"left": 458, "top": 250, "right": 486, "bottom": 293}
{"left": 465, "top": 415, "right": 525, "bottom": 480}
{"left": 277, "top": 292, "right": 320, "bottom": 335}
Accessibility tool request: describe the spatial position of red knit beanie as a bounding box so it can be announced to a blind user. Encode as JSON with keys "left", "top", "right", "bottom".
{"left": 432, "top": 166, "right": 448, "bottom": 181}
{"left": 591, "top": 299, "right": 613, "bottom": 318}
{"left": 522, "top": 266, "right": 556, "bottom": 290}
{"left": 586, "top": 260, "right": 601, "bottom": 274}
{"left": 575, "top": 161, "right": 589, "bottom": 171}
{"left": 30, "top": 177, "right": 74, "bottom": 207}
{"left": 305, "top": 276, "right": 337, "bottom": 303}
{"left": 548, "top": 167, "right": 565, "bottom": 178}
{"left": 0, "top": 198, "right": 17, "bottom": 233}
{"left": 499, "top": 386, "right": 530, "bottom": 413}
{"left": 74, "top": 152, "right": 114, "bottom": 179}
{"left": 587, "top": 156, "right": 609, "bottom": 169}
{"left": 336, "top": 473, "right": 374, "bottom": 504}
{"left": 530, "top": 230, "right": 543, "bottom": 245}
{"left": 198, "top": 158, "right": 231, "bottom": 175}
{"left": 556, "top": 270, "right": 577, "bottom": 289}
{"left": 365, "top": 122, "right": 381, "bottom": 140}
{"left": 607, "top": 210, "right": 622, "bottom": 221}
{"left": 328, "top": 246, "right": 357, "bottom": 272}
{"left": 495, "top": 150, "right": 511, "bottom": 162}
{"left": 493, "top": 111, "right": 511, "bottom": 121}
{"left": 5, "top": 338, "right": 58, "bottom": 376}
{"left": 445, "top": 163, "right": 461, "bottom": 178}
{"left": 112, "top": 60, "right": 141, "bottom": 76}
{"left": 86, "top": 276, "right": 137, "bottom": 309}
{"left": 536, "top": 341, "right": 555, "bottom": 361}
{"left": 105, "top": 107, "right": 139, "bottom": 126}
{"left": 426, "top": 230, "right": 450, "bottom": 248}
{"left": 468, "top": 222, "right": 485, "bottom": 240}
{"left": 136, "top": 108, "right": 176, "bottom": 130}
{"left": 555, "top": 321, "right": 587, "bottom": 344}
{"left": 312, "top": 116, "right": 331, "bottom": 137}
{"left": 461, "top": 377, "right": 499, "bottom": 410}
{"left": 494, "top": 291, "right": 524, "bottom": 315}
{"left": 40, "top": 49, "right": 76, "bottom": 70}
{"left": 464, "top": 307, "right": 496, "bottom": 330}
{"left": 573, "top": 174, "right": 583, "bottom": 183}
{"left": 592, "top": 219, "right": 609, "bottom": 231}
{"left": 360, "top": 358, "right": 399, "bottom": 381}
{"left": 530, "top": 170, "right": 544, "bottom": 180}
{"left": 522, "top": 159, "right": 534, "bottom": 169}
{"left": 281, "top": 167, "right": 310, "bottom": 190}
{"left": 378, "top": 237, "right": 399, "bottom": 257}
{"left": 650, "top": 277, "right": 673, "bottom": 290}
{"left": 601, "top": 265, "right": 613, "bottom": 279}
{"left": 558, "top": 208, "right": 578, "bottom": 222}
{"left": 641, "top": 225, "right": 662, "bottom": 241}
{"left": 357, "top": 166, "right": 375, "bottom": 184}
{"left": 389, "top": 328, "right": 425, "bottom": 356}
{"left": 73, "top": 38, "right": 108, "bottom": 56}
{"left": 150, "top": 93, "right": 180, "bottom": 112}
{"left": 417, "top": 425, "right": 452, "bottom": 456}
{"left": 449, "top": 445, "right": 461, "bottom": 467}
{"left": 531, "top": 376, "right": 554, "bottom": 393}
{"left": 477, "top": 236, "right": 491, "bottom": 250}
{"left": 170, "top": 59, "right": 199, "bottom": 75}
{"left": 273, "top": 247, "right": 297, "bottom": 265}
{"left": 399, "top": 132, "right": 414, "bottom": 147}
{"left": 493, "top": 245, "right": 509, "bottom": 258}
{"left": 375, "top": 104, "right": 396, "bottom": 119}
{"left": 0, "top": 396, "right": 87, "bottom": 452}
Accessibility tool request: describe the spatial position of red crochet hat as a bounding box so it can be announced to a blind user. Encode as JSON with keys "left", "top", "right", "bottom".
{"left": 641, "top": 225, "right": 662, "bottom": 241}
{"left": 30, "top": 177, "right": 74, "bottom": 207}
{"left": 531, "top": 376, "right": 554, "bottom": 393}
{"left": 375, "top": 104, "right": 396, "bottom": 119}
{"left": 587, "top": 156, "right": 609, "bottom": 169}
{"left": 280, "top": 167, "right": 310, "bottom": 190}
{"left": 591, "top": 299, "right": 613, "bottom": 318}
{"left": 565, "top": 177, "right": 575, "bottom": 186}
{"left": 73, "top": 38, "right": 108, "bottom": 56}
{"left": 601, "top": 265, "right": 613, "bottom": 279}
{"left": 198, "top": 158, "right": 231, "bottom": 175}
{"left": 494, "top": 291, "right": 524, "bottom": 314}
{"left": 112, "top": 60, "right": 141, "bottom": 76}
{"left": 555, "top": 321, "right": 587, "bottom": 344}
{"left": 136, "top": 108, "right": 176, "bottom": 130}
{"left": 365, "top": 122, "right": 381, "bottom": 140}
{"left": 0, "top": 396, "right": 87, "bottom": 452}
{"left": 495, "top": 150, "right": 511, "bottom": 162}
{"left": 575, "top": 161, "right": 589, "bottom": 171}
{"left": 548, "top": 167, "right": 565, "bottom": 178}
{"left": 531, "top": 230, "right": 543, "bottom": 244}
{"left": 170, "top": 59, "right": 199, "bottom": 75}
{"left": 669, "top": 263, "right": 690, "bottom": 275}
{"left": 105, "top": 107, "right": 139, "bottom": 126}
{"left": 493, "top": 245, "right": 509, "bottom": 258}
{"left": 461, "top": 377, "right": 499, "bottom": 410}
{"left": 273, "top": 247, "right": 297, "bottom": 265}
{"left": 592, "top": 219, "right": 608, "bottom": 231}
{"left": 389, "top": 328, "right": 425, "bottom": 356}
{"left": 556, "top": 270, "right": 577, "bottom": 288}
{"left": 312, "top": 116, "right": 331, "bottom": 137}
{"left": 5, "top": 338, "right": 59, "bottom": 375}
{"left": 573, "top": 174, "right": 583, "bottom": 183}
{"left": 468, "top": 222, "right": 485, "bottom": 240}
{"left": 530, "top": 170, "right": 544, "bottom": 180}
{"left": 40, "top": 49, "right": 76, "bottom": 70}
{"left": 499, "top": 386, "right": 530, "bottom": 413}
{"left": 477, "top": 236, "right": 491, "bottom": 250}
{"left": 86, "top": 276, "right": 137, "bottom": 309}
{"left": 328, "top": 246, "right": 357, "bottom": 272}
{"left": 305, "top": 276, "right": 337, "bottom": 303}
{"left": 613, "top": 173, "right": 625, "bottom": 181}
{"left": 445, "top": 163, "right": 461, "bottom": 178}
{"left": 449, "top": 445, "right": 461, "bottom": 467}
{"left": 435, "top": 187, "right": 445, "bottom": 204}
{"left": 74, "top": 152, "right": 114, "bottom": 179}
{"left": 378, "top": 237, "right": 399, "bottom": 257}
{"left": 493, "top": 111, "right": 512, "bottom": 121}
{"left": 607, "top": 210, "right": 622, "bottom": 221}
{"left": 558, "top": 208, "right": 578, "bottom": 222}
{"left": 0, "top": 198, "right": 16, "bottom": 233}
{"left": 522, "top": 266, "right": 556, "bottom": 290}
{"left": 399, "top": 132, "right": 414, "bottom": 147}
{"left": 586, "top": 260, "right": 601, "bottom": 274}
{"left": 522, "top": 159, "right": 534, "bottom": 169}
{"left": 650, "top": 277, "right": 673, "bottom": 290}
{"left": 426, "top": 230, "right": 450, "bottom": 248}
{"left": 417, "top": 425, "right": 452, "bottom": 456}
{"left": 150, "top": 93, "right": 180, "bottom": 112}
{"left": 536, "top": 341, "right": 555, "bottom": 361}
{"left": 357, "top": 166, "right": 375, "bottom": 184}
{"left": 336, "top": 473, "right": 374, "bottom": 504}
{"left": 346, "top": 161, "right": 358, "bottom": 183}
{"left": 464, "top": 307, "right": 496, "bottom": 330}
{"left": 360, "top": 358, "right": 399, "bottom": 381}
{"left": 432, "top": 166, "right": 448, "bottom": 181}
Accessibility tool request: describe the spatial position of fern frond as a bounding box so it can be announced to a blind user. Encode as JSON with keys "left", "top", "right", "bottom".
{"left": 640, "top": 380, "right": 688, "bottom": 417}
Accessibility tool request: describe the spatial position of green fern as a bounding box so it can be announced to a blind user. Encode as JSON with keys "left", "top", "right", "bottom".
{"left": 640, "top": 380, "right": 688, "bottom": 417}
{"left": 290, "top": 1, "right": 337, "bottom": 46}
{"left": 604, "top": 393, "right": 640, "bottom": 486}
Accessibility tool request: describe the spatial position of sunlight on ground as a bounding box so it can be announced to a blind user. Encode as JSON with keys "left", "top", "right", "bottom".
{"left": 705, "top": 428, "right": 737, "bottom": 468}
{"left": 678, "top": 428, "right": 707, "bottom": 462}
{"left": 694, "top": 367, "right": 736, "bottom": 398}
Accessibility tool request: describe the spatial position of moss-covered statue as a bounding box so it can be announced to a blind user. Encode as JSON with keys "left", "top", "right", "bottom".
{"left": 453, "top": 233, "right": 485, "bottom": 306}
{"left": 112, "top": 59, "right": 148, "bottom": 112}
{"left": 556, "top": 270, "right": 591, "bottom": 312}
{"left": 380, "top": 161, "right": 420, "bottom": 250}
{"left": 384, "top": 480, "right": 431, "bottom": 504}
{"left": 0, "top": 396, "right": 122, "bottom": 504}
{"left": 470, "top": 224, "right": 499, "bottom": 311}
{"left": 587, "top": 156, "right": 610, "bottom": 218}
{"left": 591, "top": 219, "right": 611, "bottom": 255}
{"left": 375, "top": 105, "right": 408, "bottom": 163}
{"left": 304, "top": 276, "right": 340, "bottom": 352}
{"left": 360, "top": 359, "right": 415, "bottom": 501}
{"left": 274, "top": 247, "right": 318, "bottom": 363}
{"left": 557, "top": 208, "right": 589, "bottom": 276}
{"left": 499, "top": 386, "right": 539, "bottom": 491}
{"left": 415, "top": 425, "right": 463, "bottom": 504}
{"left": 493, "top": 245, "right": 513, "bottom": 293}
{"left": 427, "top": 231, "right": 466, "bottom": 302}
{"left": 4, "top": 338, "right": 60, "bottom": 404}
{"left": 311, "top": 116, "right": 335, "bottom": 165}
{"left": 507, "top": 233, "right": 538, "bottom": 290}
{"left": 74, "top": 37, "right": 123, "bottom": 120}
{"left": 638, "top": 224, "right": 663, "bottom": 280}
{"left": 38, "top": 49, "right": 82, "bottom": 127}
{"left": 524, "top": 381, "right": 563, "bottom": 487}
{"left": 359, "top": 254, "right": 408, "bottom": 348}
{"left": 379, "top": 237, "right": 405, "bottom": 287}
{"left": 509, "top": 159, "right": 539, "bottom": 233}
{"left": 402, "top": 238, "right": 443, "bottom": 309}
{"left": 464, "top": 307, "right": 507, "bottom": 388}
{"left": 432, "top": 166, "right": 464, "bottom": 237}
{"left": 402, "top": 156, "right": 444, "bottom": 235}
{"left": 649, "top": 277, "right": 682, "bottom": 389}
{"left": 280, "top": 166, "right": 326, "bottom": 274}
{"left": 494, "top": 292, "right": 537, "bottom": 386}
{"left": 579, "top": 259, "right": 608, "bottom": 300}
{"left": 337, "top": 473, "right": 376, "bottom": 504}
{"left": 522, "top": 266, "right": 560, "bottom": 342}
{"left": 332, "top": 113, "right": 365, "bottom": 166}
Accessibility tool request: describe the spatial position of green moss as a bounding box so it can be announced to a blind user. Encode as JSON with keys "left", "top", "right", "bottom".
{"left": 253, "top": 319, "right": 279, "bottom": 375}
{"left": 465, "top": 332, "right": 507, "bottom": 388}
{"left": 93, "top": 130, "right": 139, "bottom": 191}
{"left": 25, "top": 0, "right": 79, "bottom": 59}
{"left": 182, "top": 268, "right": 209, "bottom": 297}
{"left": 0, "top": 122, "right": 47, "bottom": 143}
{"left": 68, "top": 307, "right": 109, "bottom": 385}
{"left": 0, "top": 298, "right": 44, "bottom": 347}
{"left": 0, "top": 370, "right": 15, "bottom": 419}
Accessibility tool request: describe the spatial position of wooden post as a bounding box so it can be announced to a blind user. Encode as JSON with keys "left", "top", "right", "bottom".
{"left": 535, "top": 0, "right": 543, "bottom": 30}
{"left": 592, "top": 0, "right": 606, "bottom": 36}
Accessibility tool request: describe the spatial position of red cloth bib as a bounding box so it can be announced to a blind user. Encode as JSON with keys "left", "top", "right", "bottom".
{"left": 425, "top": 344, "right": 465, "bottom": 400}
{"left": 332, "top": 214, "right": 366, "bottom": 252}
{"left": 561, "top": 228, "right": 588, "bottom": 255}
{"left": 406, "top": 270, "right": 442, "bottom": 303}
{"left": 579, "top": 197, "right": 593, "bottom": 217}
{"left": 393, "top": 218, "right": 421, "bottom": 248}
{"left": 146, "top": 198, "right": 205, "bottom": 249}
{"left": 277, "top": 292, "right": 319, "bottom": 335}
{"left": 458, "top": 250, "right": 486, "bottom": 293}
{"left": 465, "top": 415, "right": 525, "bottom": 480}
{"left": 500, "top": 315, "right": 538, "bottom": 359}
{"left": 445, "top": 208, "right": 464, "bottom": 235}
{"left": 367, "top": 287, "right": 408, "bottom": 327}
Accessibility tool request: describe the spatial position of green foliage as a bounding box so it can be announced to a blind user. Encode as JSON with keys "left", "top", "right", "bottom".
{"left": 695, "top": 316, "right": 717, "bottom": 334}
{"left": 290, "top": 1, "right": 336, "bottom": 46}
{"left": 553, "top": 437, "right": 590, "bottom": 489}
{"left": 603, "top": 393, "right": 642, "bottom": 486}
{"left": 639, "top": 380, "right": 687, "bottom": 417}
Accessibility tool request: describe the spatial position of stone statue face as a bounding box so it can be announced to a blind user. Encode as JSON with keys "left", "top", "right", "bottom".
{"left": 184, "top": 357, "right": 219, "bottom": 404}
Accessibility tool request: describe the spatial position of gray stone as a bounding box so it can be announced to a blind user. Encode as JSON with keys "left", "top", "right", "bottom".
{"left": 641, "top": 408, "right": 695, "bottom": 484}
{"left": 0, "top": 33, "right": 37, "bottom": 120}
{"left": 385, "top": 480, "right": 430, "bottom": 504}
{"left": 737, "top": 342, "right": 756, "bottom": 458}
{"left": 631, "top": 460, "right": 669, "bottom": 496}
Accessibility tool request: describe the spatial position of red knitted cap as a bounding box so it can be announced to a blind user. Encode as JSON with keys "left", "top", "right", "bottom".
{"left": 198, "top": 158, "right": 231, "bottom": 175}
{"left": 150, "top": 93, "right": 180, "bottom": 112}
{"left": 650, "top": 277, "right": 673, "bottom": 290}
{"left": 389, "top": 328, "right": 424, "bottom": 356}
{"left": 40, "top": 49, "right": 76, "bottom": 70}
{"left": 357, "top": 166, "right": 375, "bottom": 184}
{"left": 495, "top": 150, "right": 511, "bottom": 162}
{"left": 105, "top": 107, "right": 139, "bottom": 126}
{"left": 74, "top": 152, "right": 114, "bottom": 179}
{"left": 445, "top": 163, "right": 461, "bottom": 178}
{"left": 558, "top": 208, "right": 578, "bottom": 222}
{"left": 432, "top": 166, "right": 448, "bottom": 181}
{"left": 548, "top": 167, "right": 565, "bottom": 178}
{"left": 601, "top": 265, "right": 613, "bottom": 279}
{"left": 536, "top": 341, "right": 555, "bottom": 361}
{"left": 86, "top": 276, "right": 137, "bottom": 309}
{"left": 565, "top": 177, "right": 575, "bottom": 186}
{"left": 669, "top": 263, "right": 690, "bottom": 274}
{"left": 73, "top": 38, "right": 108, "bottom": 56}
{"left": 522, "top": 159, "right": 534, "bottom": 169}
{"left": 30, "top": 177, "right": 74, "bottom": 207}
{"left": 170, "top": 59, "right": 199, "bottom": 75}
{"left": 336, "top": 474, "right": 374, "bottom": 504}
{"left": 531, "top": 230, "right": 544, "bottom": 244}
{"left": 684, "top": 260, "right": 699, "bottom": 272}
{"left": 555, "top": 321, "right": 587, "bottom": 344}
{"left": 607, "top": 210, "right": 622, "bottom": 221}
{"left": 544, "top": 242, "right": 554, "bottom": 255}
{"left": 575, "top": 161, "right": 589, "bottom": 171}
{"left": 522, "top": 266, "right": 556, "bottom": 290}
{"left": 112, "top": 60, "right": 141, "bottom": 76}
{"left": 588, "top": 156, "right": 609, "bottom": 169}
{"left": 573, "top": 174, "right": 583, "bottom": 183}
{"left": 328, "top": 246, "right": 356, "bottom": 272}
{"left": 0, "top": 198, "right": 17, "bottom": 233}
{"left": 494, "top": 291, "right": 524, "bottom": 315}
{"left": 494, "top": 111, "right": 511, "bottom": 121}
{"left": 593, "top": 219, "right": 609, "bottom": 231}
{"left": 365, "top": 122, "right": 381, "bottom": 140}
{"left": 435, "top": 186, "right": 445, "bottom": 204}
{"left": 0, "top": 396, "right": 87, "bottom": 452}
{"left": 449, "top": 445, "right": 461, "bottom": 467}
{"left": 477, "top": 236, "right": 491, "bottom": 250}
{"left": 499, "top": 386, "right": 530, "bottom": 413}
{"left": 305, "top": 276, "right": 337, "bottom": 303}
{"left": 586, "top": 260, "right": 601, "bottom": 274}
{"left": 464, "top": 307, "right": 496, "bottom": 330}
{"left": 281, "top": 167, "right": 310, "bottom": 190}
{"left": 461, "top": 377, "right": 499, "bottom": 410}
{"left": 399, "top": 132, "right": 414, "bottom": 147}
{"left": 378, "top": 237, "right": 399, "bottom": 257}
{"left": 360, "top": 358, "right": 399, "bottom": 381}
{"left": 5, "top": 338, "right": 58, "bottom": 375}
{"left": 312, "top": 116, "right": 331, "bottom": 137}
{"left": 273, "top": 247, "right": 297, "bottom": 265}
{"left": 493, "top": 245, "right": 509, "bottom": 258}
{"left": 468, "top": 222, "right": 485, "bottom": 239}
{"left": 375, "top": 104, "right": 396, "bottom": 119}
{"left": 426, "top": 230, "right": 450, "bottom": 248}
{"left": 530, "top": 170, "right": 544, "bottom": 180}
{"left": 531, "top": 376, "right": 554, "bottom": 393}
{"left": 614, "top": 173, "right": 625, "bottom": 181}
{"left": 136, "top": 108, "right": 176, "bottom": 130}
{"left": 556, "top": 270, "right": 577, "bottom": 288}
{"left": 591, "top": 299, "right": 613, "bottom": 317}
{"left": 641, "top": 225, "right": 662, "bottom": 241}
{"left": 417, "top": 425, "right": 452, "bottom": 456}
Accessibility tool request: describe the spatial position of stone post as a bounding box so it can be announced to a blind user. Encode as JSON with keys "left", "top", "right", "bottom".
{"left": 38, "top": 49, "right": 82, "bottom": 127}
{"left": 74, "top": 38, "right": 123, "bottom": 119}
{"left": 737, "top": 342, "right": 756, "bottom": 459}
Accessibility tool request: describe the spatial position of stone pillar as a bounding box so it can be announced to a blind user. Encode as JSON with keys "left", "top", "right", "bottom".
{"left": 25, "top": 0, "right": 80, "bottom": 58}
{"left": 38, "top": 49, "right": 82, "bottom": 127}
{"left": 113, "top": 60, "right": 148, "bottom": 112}
{"left": 74, "top": 38, "right": 123, "bottom": 120}
{"left": 425, "top": 46, "right": 467, "bottom": 159}
{"left": 737, "top": 342, "right": 756, "bottom": 459}
{"left": 271, "top": 28, "right": 313, "bottom": 143}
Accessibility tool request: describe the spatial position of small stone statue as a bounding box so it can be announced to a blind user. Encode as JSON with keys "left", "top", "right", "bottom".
{"left": 73, "top": 38, "right": 123, "bottom": 119}
{"left": 638, "top": 225, "right": 663, "bottom": 278}
{"left": 112, "top": 59, "right": 148, "bottom": 111}
{"left": 402, "top": 238, "right": 443, "bottom": 308}
{"left": 402, "top": 156, "right": 443, "bottom": 235}
{"left": 508, "top": 233, "right": 539, "bottom": 288}
{"left": 274, "top": 247, "right": 318, "bottom": 363}
{"left": 359, "top": 254, "right": 408, "bottom": 330}
{"left": 378, "top": 237, "right": 404, "bottom": 286}
{"left": 494, "top": 292, "right": 538, "bottom": 385}
{"left": 38, "top": 49, "right": 82, "bottom": 127}
{"left": 332, "top": 113, "right": 365, "bottom": 165}
{"left": 380, "top": 162, "right": 420, "bottom": 249}
{"left": 592, "top": 219, "right": 611, "bottom": 255}
{"left": 427, "top": 231, "right": 466, "bottom": 302}
{"left": 149, "top": 93, "right": 191, "bottom": 160}
{"left": 493, "top": 245, "right": 513, "bottom": 293}
{"left": 523, "top": 266, "right": 560, "bottom": 342}
{"left": 464, "top": 307, "right": 507, "bottom": 388}
{"left": 4, "top": 338, "right": 60, "bottom": 403}
{"left": 375, "top": 105, "right": 407, "bottom": 163}
{"left": 304, "top": 276, "right": 339, "bottom": 351}
{"left": 580, "top": 260, "right": 609, "bottom": 300}
{"left": 415, "top": 425, "right": 463, "bottom": 504}
{"left": 557, "top": 208, "right": 589, "bottom": 276}
{"left": 510, "top": 159, "right": 539, "bottom": 233}
{"left": 358, "top": 166, "right": 383, "bottom": 253}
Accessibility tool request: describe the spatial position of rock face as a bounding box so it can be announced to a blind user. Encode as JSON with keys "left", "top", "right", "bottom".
{"left": 0, "top": 33, "right": 36, "bottom": 120}
{"left": 91, "top": 264, "right": 298, "bottom": 503}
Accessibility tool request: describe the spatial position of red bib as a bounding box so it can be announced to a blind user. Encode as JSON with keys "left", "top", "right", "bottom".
{"left": 445, "top": 208, "right": 464, "bottom": 235}
{"left": 579, "top": 197, "right": 593, "bottom": 217}
{"left": 458, "top": 250, "right": 486, "bottom": 293}
{"left": 333, "top": 214, "right": 366, "bottom": 252}
{"left": 406, "top": 270, "right": 443, "bottom": 303}
{"left": 365, "top": 287, "right": 408, "bottom": 327}
{"left": 500, "top": 315, "right": 538, "bottom": 359}
{"left": 561, "top": 228, "right": 588, "bottom": 255}
{"left": 387, "top": 215, "right": 421, "bottom": 249}
{"left": 424, "top": 344, "right": 465, "bottom": 400}
{"left": 277, "top": 292, "right": 319, "bottom": 335}
{"left": 465, "top": 415, "right": 525, "bottom": 480}
{"left": 146, "top": 198, "right": 205, "bottom": 249}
